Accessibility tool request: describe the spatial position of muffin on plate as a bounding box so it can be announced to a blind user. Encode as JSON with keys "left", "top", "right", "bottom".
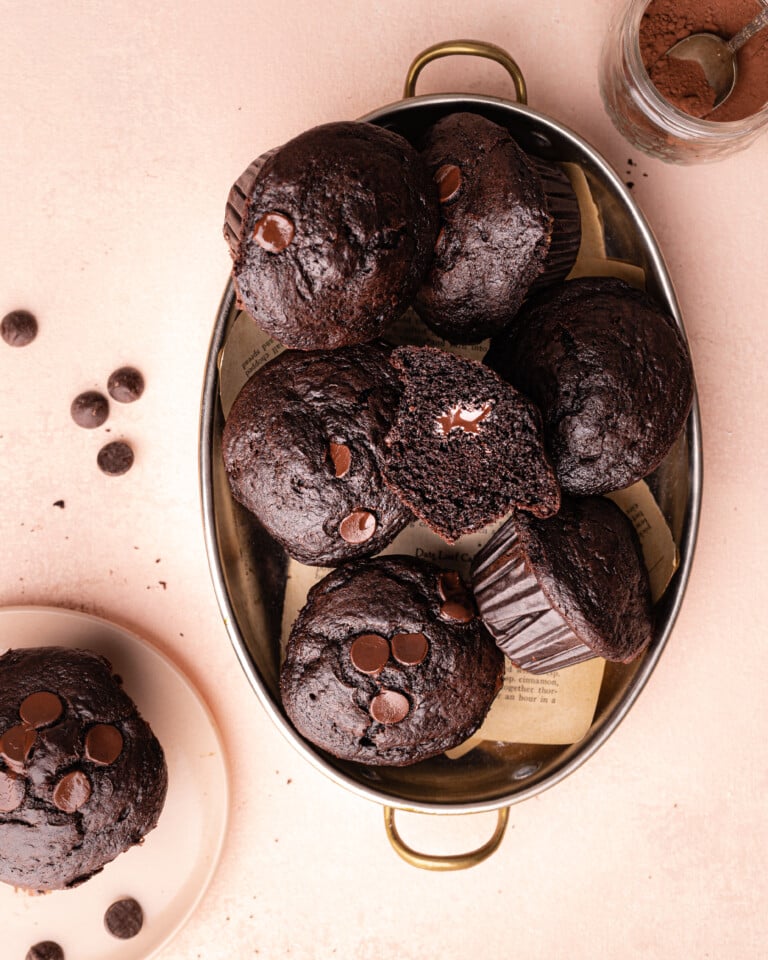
{"left": 0, "top": 646, "right": 167, "bottom": 891}
{"left": 222, "top": 341, "right": 413, "bottom": 566}
{"left": 413, "top": 112, "right": 581, "bottom": 344}
{"left": 224, "top": 120, "right": 439, "bottom": 350}
{"left": 471, "top": 495, "right": 653, "bottom": 674}
{"left": 280, "top": 555, "right": 504, "bottom": 766}
{"left": 381, "top": 345, "right": 560, "bottom": 543}
{"left": 484, "top": 276, "right": 694, "bottom": 495}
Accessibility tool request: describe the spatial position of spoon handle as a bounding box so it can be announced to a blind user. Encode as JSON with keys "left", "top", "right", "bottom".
{"left": 726, "top": 7, "right": 768, "bottom": 54}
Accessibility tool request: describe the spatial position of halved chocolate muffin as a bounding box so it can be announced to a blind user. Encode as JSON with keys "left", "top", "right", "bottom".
{"left": 484, "top": 276, "right": 694, "bottom": 495}
{"left": 280, "top": 555, "right": 504, "bottom": 766}
{"left": 413, "top": 112, "right": 580, "bottom": 344}
{"left": 222, "top": 342, "right": 413, "bottom": 566}
{"left": 471, "top": 495, "right": 653, "bottom": 674}
{"left": 382, "top": 345, "right": 560, "bottom": 543}
{"left": 224, "top": 121, "right": 439, "bottom": 350}
{"left": 0, "top": 647, "right": 167, "bottom": 891}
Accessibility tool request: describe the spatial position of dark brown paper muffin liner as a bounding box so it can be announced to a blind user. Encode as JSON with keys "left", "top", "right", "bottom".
{"left": 471, "top": 523, "right": 593, "bottom": 674}
{"left": 223, "top": 147, "right": 280, "bottom": 257}
{"left": 527, "top": 156, "right": 582, "bottom": 289}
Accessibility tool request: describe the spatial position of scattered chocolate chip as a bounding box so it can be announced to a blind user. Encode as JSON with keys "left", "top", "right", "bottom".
{"left": 52, "top": 500, "right": 65, "bottom": 508}
{"left": 338, "top": 509, "right": 376, "bottom": 544}
{"left": 329, "top": 441, "right": 351, "bottom": 478}
{"left": 52, "top": 770, "right": 92, "bottom": 812}
{"left": 97, "top": 440, "right": 134, "bottom": 476}
{"left": 437, "top": 571, "right": 475, "bottom": 623}
{"left": 25, "top": 941, "right": 64, "bottom": 960}
{"left": 391, "top": 632, "right": 429, "bottom": 666}
{"left": 0, "top": 724, "right": 37, "bottom": 770}
{"left": 19, "top": 691, "right": 63, "bottom": 728}
{"left": 71, "top": 390, "right": 109, "bottom": 429}
{"left": 0, "top": 769, "right": 25, "bottom": 813}
{"left": 350, "top": 634, "right": 390, "bottom": 676}
{"left": 438, "top": 402, "right": 493, "bottom": 435}
{"left": 85, "top": 723, "right": 123, "bottom": 765}
{"left": 104, "top": 897, "right": 144, "bottom": 939}
{"left": 370, "top": 690, "right": 410, "bottom": 724}
{"left": 107, "top": 366, "right": 145, "bottom": 403}
{"left": 434, "top": 163, "right": 461, "bottom": 202}
{"left": 253, "top": 212, "right": 294, "bottom": 252}
{"left": 1, "top": 309, "right": 38, "bottom": 347}
{"left": 439, "top": 600, "right": 474, "bottom": 623}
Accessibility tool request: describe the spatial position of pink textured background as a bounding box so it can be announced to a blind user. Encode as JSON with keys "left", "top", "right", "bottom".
{"left": 2, "top": 1, "right": 767, "bottom": 957}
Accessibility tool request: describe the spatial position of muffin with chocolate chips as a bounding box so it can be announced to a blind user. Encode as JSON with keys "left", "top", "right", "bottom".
{"left": 280, "top": 555, "right": 504, "bottom": 766}
{"left": 224, "top": 120, "right": 439, "bottom": 350}
{"left": 222, "top": 341, "right": 413, "bottom": 566}
{"left": 413, "top": 112, "right": 580, "bottom": 344}
{"left": 0, "top": 646, "right": 167, "bottom": 891}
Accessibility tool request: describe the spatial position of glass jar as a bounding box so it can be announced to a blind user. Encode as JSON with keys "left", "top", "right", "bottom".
{"left": 599, "top": 0, "right": 768, "bottom": 163}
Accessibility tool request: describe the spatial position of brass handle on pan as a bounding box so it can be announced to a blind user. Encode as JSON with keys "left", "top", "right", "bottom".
{"left": 383, "top": 806, "right": 509, "bottom": 871}
{"left": 403, "top": 40, "right": 528, "bottom": 104}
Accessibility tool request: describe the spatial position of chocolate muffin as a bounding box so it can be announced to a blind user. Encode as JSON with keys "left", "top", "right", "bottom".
{"left": 0, "top": 646, "right": 167, "bottom": 891}
{"left": 484, "top": 277, "right": 694, "bottom": 495}
{"left": 222, "top": 341, "right": 413, "bottom": 566}
{"left": 413, "top": 112, "right": 580, "bottom": 344}
{"left": 471, "top": 495, "right": 653, "bottom": 674}
{"left": 224, "top": 121, "right": 439, "bottom": 350}
{"left": 280, "top": 556, "right": 504, "bottom": 766}
{"left": 381, "top": 345, "right": 560, "bottom": 543}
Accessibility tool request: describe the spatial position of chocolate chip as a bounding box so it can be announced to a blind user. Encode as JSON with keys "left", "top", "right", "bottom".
{"left": 350, "top": 634, "right": 390, "bottom": 676}
{"left": 107, "top": 366, "right": 145, "bottom": 403}
{"left": 25, "top": 942, "right": 64, "bottom": 960}
{"left": 104, "top": 897, "right": 144, "bottom": 939}
{"left": 97, "top": 440, "right": 134, "bottom": 476}
{"left": 438, "top": 402, "right": 493, "bottom": 435}
{"left": 391, "top": 632, "right": 429, "bottom": 666}
{"left": 434, "top": 164, "right": 461, "bottom": 202}
{"left": 0, "top": 724, "right": 37, "bottom": 771}
{"left": 370, "top": 690, "right": 409, "bottom": 724}
{"left": 19, "top": 691, "right": 63, "bottom": 728}
{"left": 52, "top": 770, "right": 91, "bottom": 812}
{"left": 71, "top": 390, "right": 109, "bottom": 428}
{"left": 437, "top": 571, "right": 475, "bottom": 623}
{"left": 253, "top": 212, "right": 294, "bottom": 252}
{"left": 338, "top": 509, "right": 376, "bottom": 544}
{"left": 1, "top": 309, "right": 38, "bottom": 347}
{"left": 329, "top": 441, "right": 351, "bottom": 478}
{"left": 0, "top": 769, "right": 25, "bottom": 813}
{"left": 85, "top": 723, "right": 123, "bottom": 765}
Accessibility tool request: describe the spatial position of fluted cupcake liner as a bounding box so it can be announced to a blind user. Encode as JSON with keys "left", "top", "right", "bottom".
{"left": 527, "top": 156, "right": 582, "bottom": 289}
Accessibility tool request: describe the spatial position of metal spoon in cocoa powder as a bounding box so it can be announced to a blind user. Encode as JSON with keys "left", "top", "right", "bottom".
{"left": 667, "top": 7, "right": 768, "bottom": 108}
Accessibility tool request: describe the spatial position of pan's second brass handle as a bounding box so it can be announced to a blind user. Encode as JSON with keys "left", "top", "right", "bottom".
{"left": 383, "top": 806, "right": 509, "bottom": 871}
{"left": 403, "top": 40, "right": 527, "bottom": 104}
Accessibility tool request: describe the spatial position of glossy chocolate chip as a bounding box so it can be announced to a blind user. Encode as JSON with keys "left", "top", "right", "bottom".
{"left": 437, "top": 571, "right": 475, "bottom": 623}
{"left": 1, "top": 309, "right": 37, "bottom": 347}
{"left": 104, "top": 897, "right": 144, "bottom": 939}
{"left": 0, "top": 724, "right": 37, "bottom": 770}
{"left": 350, "top": 634, "right": 390, "bottom": 676}
{"left": 329, "top": 441, "right": 351, "bottom": 478}
{"left": 52, "top": 770, "right": 92, "bottom": 813}
{"left": 25, "top": 942, "right": 64, "bottom": 960}
{"left": 19, "top": 691, "right": 63, "bottom": 728}
{"left": 97, "top": 440, "right": 134, "bottom": 476}
{"left": 391, "top": 632, "right": 429, "bottom": 666}
{"left": 107, "top": 366, "right": 144, "bottom": 403}
{"left": 71, "top": 390, "right": 109, "bottom": 428}
{"left": 0, "top": 769, "right": 25, "bottom": 813}
{"left": 434, "top": 164, "right": 461, "bottom": 202}
{"left": 85, "top": 723, "right": 123, "bottom": 765}
{"left": 338, "top": 509, "right": 376, "bottom": 544}
{"left": 253, "top": 212, "right": 294, "bottom": 252}
{"left": 438, "top": 402, "right": 493, "bottom": 436}
{"left": 370, "top": 690, "right": 409, "bottom": 724}
{"left": 439, "top": 600, "right": 474, "bottom": 623}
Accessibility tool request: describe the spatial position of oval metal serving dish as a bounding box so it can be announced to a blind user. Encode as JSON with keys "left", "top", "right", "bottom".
{"left": 200, "top": 42, "right": 702, "bottom": 866}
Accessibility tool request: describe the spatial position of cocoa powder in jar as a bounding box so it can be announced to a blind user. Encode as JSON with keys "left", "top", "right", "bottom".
{"left": 640, "top": 0, "right": 768, "bottom": 121}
